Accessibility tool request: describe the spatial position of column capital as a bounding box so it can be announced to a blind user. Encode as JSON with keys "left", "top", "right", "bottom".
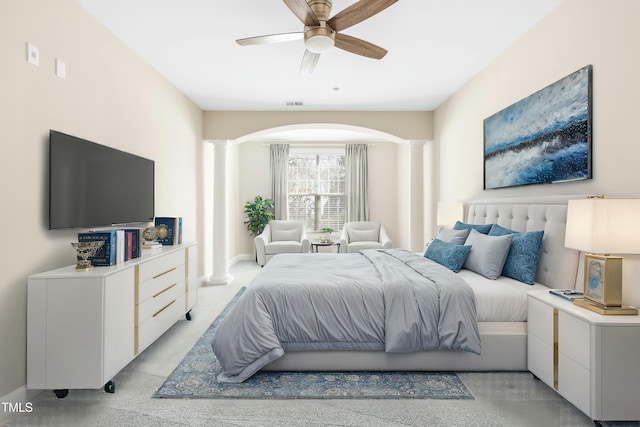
{"left": 408, "top": 140, "right": 426, "bottom": 148}
{"left": 209, "top": 140, "right": 231, "bottom": 147}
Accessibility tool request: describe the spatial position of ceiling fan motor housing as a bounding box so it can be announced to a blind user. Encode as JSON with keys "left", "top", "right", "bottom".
{"left": 307, "top": 0, "right": 332, "bottom": 22}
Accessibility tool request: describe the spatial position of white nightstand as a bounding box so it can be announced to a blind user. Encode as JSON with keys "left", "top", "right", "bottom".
{"left": 527, "top": 290, "right": 640, "bottom": 422}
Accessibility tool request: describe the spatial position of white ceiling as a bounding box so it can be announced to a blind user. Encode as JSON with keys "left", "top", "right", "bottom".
{"left": 75, "top": 0, "right": 561, "bottom": 113}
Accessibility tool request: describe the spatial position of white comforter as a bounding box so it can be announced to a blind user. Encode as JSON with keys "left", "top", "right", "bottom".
{"left": 457, "top": 270, "right": 549, "bottom": 322}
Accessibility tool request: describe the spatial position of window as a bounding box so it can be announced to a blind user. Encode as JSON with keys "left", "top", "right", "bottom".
{"left": 288, "top": 152, "right": 345, "bottom": 231}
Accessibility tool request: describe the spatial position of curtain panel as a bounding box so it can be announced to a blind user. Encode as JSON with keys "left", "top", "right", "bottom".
{"left": 270, "top": 144, "right": 289, "bottom": 220}
{"left": 345, "top": 144, "right": 369, "bottom": 222}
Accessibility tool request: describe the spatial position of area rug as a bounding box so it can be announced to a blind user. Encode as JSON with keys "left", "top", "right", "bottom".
{"left": 153, "top": 287, "right": 474, "bottom": 400}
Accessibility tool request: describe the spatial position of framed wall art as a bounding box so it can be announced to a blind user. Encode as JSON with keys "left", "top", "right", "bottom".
{"left": 484, "top": 65, "right": 593, "bottom": 190}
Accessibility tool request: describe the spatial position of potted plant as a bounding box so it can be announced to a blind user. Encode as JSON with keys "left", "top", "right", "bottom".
{"left": 321, "top": 227, "right": 334, "bottom": 243}
{"left": 244, "top": 196, "right": 275, "bottom": 236}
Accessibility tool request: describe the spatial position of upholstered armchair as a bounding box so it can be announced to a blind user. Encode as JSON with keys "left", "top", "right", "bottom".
{"left": 255, "top": 220, "right": 310, "bottom": 266}
{"left": 339, "top": 221, "right": 392, "bottom": 253}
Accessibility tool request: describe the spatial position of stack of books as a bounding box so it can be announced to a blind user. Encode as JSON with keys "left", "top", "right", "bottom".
{"left": 78, "top": 228, "right": 141, "bottom": 267}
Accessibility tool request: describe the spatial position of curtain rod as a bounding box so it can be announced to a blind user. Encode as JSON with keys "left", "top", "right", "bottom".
{"left": 261, "top": 143, "right": 375, "bottom": 147}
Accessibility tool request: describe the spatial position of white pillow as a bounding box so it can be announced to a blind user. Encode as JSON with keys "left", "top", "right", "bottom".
{"left": 462, "top": 229, "right": 513, "bottom": 280}
{"left": 436, "top": 228, "right": 470, "bottom": 245}
{"left": 349, "top": 226, "right": 379, "bottom": 242}
{"left": 270, "top": 222, "right": 301, "bottom": 241}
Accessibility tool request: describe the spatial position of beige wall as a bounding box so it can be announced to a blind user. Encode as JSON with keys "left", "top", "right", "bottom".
{"left": 0, "top": 0, "right": 203, "bottom": 398}
{"left": 204, "top": 111, "right": 433, "bottom": 142}
{"left": 434, "top": 0, "right": 640, "bottom": 305}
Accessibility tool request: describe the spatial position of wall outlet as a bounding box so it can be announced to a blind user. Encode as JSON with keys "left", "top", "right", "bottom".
{"left": 27, "top": 43, "right": 39, "bottom": 66}
{"left": 56, "top": 59, "right": 66, "bottom": 79}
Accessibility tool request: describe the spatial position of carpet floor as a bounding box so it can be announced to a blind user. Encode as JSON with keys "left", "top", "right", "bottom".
{"left": 153, "top": 287, "right": 473, "bottom": 400}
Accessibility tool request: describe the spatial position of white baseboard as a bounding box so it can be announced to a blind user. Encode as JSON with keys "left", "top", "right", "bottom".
{"left": 229, "top": 254, "right": 254, "bottom": 265}
{"left": 0, "top": 386, "right": 41, "bottom": 420}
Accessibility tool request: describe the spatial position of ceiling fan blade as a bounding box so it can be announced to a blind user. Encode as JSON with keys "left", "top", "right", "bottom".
{"left": 327, "top": 0, "right": 398, "bottom": 32}
{"left": 236, "top": 32, "right": 303, "bottom": 46}
{"left": 300, "top": 49, "right": 321, "bottom": 75}
{"left": 283, "top": 0, "right": 320, "bottom": 27}
{"left": 334, "top": 33, "right": 387, "bottom": 59}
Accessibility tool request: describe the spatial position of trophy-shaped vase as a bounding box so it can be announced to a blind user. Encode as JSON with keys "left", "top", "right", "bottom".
{"left": 71, "top": 241, "right": 104, "bottom": 271}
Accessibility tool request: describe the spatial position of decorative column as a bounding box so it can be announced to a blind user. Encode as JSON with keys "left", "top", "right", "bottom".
{"left": 409, "top": 140, "right": 425, "bottom": 253}
{"left": 207, "top": 140, "right": 232, "bottom": 286}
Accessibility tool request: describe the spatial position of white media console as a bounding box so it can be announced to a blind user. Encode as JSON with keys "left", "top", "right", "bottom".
{"left": 27, "top": 242, "right": 198, "bottom": 397}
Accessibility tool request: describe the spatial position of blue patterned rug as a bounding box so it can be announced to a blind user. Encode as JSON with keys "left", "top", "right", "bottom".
{"left": 153, "top": 287, "right": 474, "bottom": 400}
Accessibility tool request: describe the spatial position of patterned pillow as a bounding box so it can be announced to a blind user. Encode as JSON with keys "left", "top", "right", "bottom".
{"left": 462, "top": 229, "right": 513, "bottom": 280}
{"left": 453, "top": 221, "right": 493, "bottom": 235}
{"left": 489, "top": 224, "right": 544, "bottom": 285}
{"left": 424, "top": 238, "right": 472, "bottom": 273}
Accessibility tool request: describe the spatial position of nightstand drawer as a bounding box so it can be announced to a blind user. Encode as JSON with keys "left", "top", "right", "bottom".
{"left": 559, "top": 353, "right": 590, "bottom": 416}
{"left": 528, "top": 297, "right": 554, "bottom": 344}
{"left": 558, "top": 311, "right": 590, "bottom": 369}
{"left": 528, "top": 333, "right": 554, "bottom": 387}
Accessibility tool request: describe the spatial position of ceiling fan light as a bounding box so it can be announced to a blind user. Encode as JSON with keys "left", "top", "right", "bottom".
{"left": 306, "top": 34, "right": 335, "bottom": 53}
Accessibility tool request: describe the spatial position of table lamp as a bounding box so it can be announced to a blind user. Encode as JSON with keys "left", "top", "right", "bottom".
{"left": 565, "top": 197, "right": 640, "bottom": 315}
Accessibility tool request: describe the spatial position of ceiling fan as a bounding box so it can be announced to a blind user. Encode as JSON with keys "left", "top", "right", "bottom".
{"left": 236, "top": 0, "right": 398, "bottom": 75}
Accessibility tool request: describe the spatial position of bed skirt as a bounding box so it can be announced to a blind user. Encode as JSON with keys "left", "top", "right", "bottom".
{"left": 262, "top": 321, "right": 527, "bottom": 372}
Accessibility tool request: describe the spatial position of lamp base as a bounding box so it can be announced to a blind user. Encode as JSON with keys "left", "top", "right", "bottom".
{"left": 573, "top": 298, "right": 638, "bottom": 315}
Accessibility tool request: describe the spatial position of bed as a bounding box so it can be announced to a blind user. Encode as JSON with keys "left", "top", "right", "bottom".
{"left": 212, "top": 198, "right": 581, "bottom": 383}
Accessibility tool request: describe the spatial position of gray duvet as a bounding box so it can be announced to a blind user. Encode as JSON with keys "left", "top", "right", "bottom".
{"left": 211, "top": 249, "right": 481, "bottom": 383}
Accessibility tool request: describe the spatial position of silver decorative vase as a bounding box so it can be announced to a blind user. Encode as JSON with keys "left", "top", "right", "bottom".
{"left": 71, "top": 241, "right": 104, "bottom": 271}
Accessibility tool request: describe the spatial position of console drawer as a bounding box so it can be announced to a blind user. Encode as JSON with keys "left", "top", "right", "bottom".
{"left": 138, "top": 264, "right": 185, "bottom": 303}
{"left": 138, "top": 279, "right": 185, "bottom": 324}
{"left": 138, "top": 250, "right": 185, "bottom": 283}
{"left": 138, "top": 294, "right": 186, "bottom": 352}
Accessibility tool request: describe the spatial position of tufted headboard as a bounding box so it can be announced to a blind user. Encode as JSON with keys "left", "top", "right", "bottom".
{"left": 466, "top": 200, "right": 581, "bottom": 290}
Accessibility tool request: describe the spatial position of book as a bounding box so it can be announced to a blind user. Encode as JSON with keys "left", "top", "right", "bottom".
{"left": 115, "top": 230, "right": 125, "bottom": 264}
{"left": 78, "top": 230, "right": 117, "bottom": 266}
{"left": 123, "top": 228, "right": 141, "bottom": 260}
{"left": 549, "top": 289, "right": 583, "bottom": 301}
{"left": 154, "top": 217, "right": 182, "bottom": 245}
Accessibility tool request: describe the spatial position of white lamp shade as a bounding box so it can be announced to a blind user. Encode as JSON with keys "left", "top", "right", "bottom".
{"left": 437, "top": 202, "right": 463, "bottom": 227}
{"left": 565, "top": 198, "right": 640, "bottom": 254}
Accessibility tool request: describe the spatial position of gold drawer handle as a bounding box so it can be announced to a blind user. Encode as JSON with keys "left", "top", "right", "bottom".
{"left": 153, "top": 300, "right": 176, "bottom": 318}
{"left": 152, "top": 267, "right": 177, "bottom": 279}
{"left": 153, "top": 283, "right": 177, "bottom": 299}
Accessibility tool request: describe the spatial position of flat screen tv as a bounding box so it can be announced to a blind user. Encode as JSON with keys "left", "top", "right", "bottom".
{"left": 49, "top": 130, "right": 155, "bottom": 229}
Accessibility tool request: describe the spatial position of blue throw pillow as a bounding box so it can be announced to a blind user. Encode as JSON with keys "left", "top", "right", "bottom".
{"left": 424, "top": 238, "right": 472, "bottom": 273}
{"left": 453, "top": 221, "right": 493, "bottom": 235}
{"left": 489, "top": 224, "right": 544, "bottom": 285}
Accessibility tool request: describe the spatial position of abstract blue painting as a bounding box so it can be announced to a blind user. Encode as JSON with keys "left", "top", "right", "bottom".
{"left": 484, "top": 65, "right": 592, "bottom": 190}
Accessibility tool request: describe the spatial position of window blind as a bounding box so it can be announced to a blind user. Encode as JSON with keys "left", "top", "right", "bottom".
{"left": 288, "top": 154, "right": 345, "bottom": 231}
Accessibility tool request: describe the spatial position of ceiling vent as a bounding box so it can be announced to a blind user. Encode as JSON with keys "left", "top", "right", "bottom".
{"left": 285, "top": 101, "right": 304, "bottom": 107}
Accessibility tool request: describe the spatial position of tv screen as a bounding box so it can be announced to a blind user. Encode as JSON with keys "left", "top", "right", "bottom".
{"left": 49, "top": 130, "right": 155, "bottom": 229}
